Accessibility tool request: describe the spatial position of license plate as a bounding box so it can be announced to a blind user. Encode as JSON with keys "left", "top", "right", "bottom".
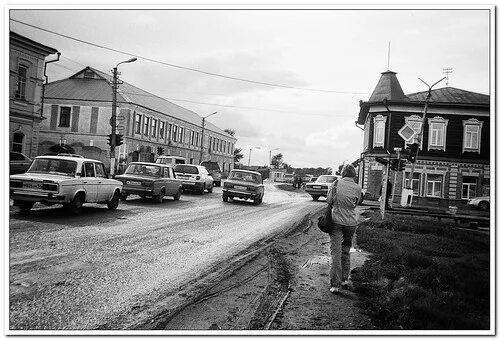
{"left": 127, "top": 181, "right": 141, "bottom": 185}
{"left": 23, "top": 182, "right": 42, "bottom": 189}
{"left": 313, "top": 186, "right": 322, "bottom": 189}
{"left": 234, "top": 185, "right": 246, "bottom": 190}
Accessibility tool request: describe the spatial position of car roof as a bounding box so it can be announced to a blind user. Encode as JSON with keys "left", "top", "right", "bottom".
{"left": 231, "top": 169, "right": 262, "bottom": 176}
{"left": 175, "top": 164, "right": 202, "bottom": 168}
{"left": 130, "top": 161, "right": 170, "bottom": 167}
{"left": 35, "top": 155, "right": 101, "bottom": 163}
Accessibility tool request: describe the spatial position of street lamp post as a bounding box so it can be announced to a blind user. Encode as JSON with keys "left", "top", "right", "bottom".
{"left": 110, "top": 57, "right": 137, "bottom": 176}
{"left": 248, "top": 146, "right": 261, "bottom": 166}
{"left": 199, "top": 111, "right": 217, "bottom": 164}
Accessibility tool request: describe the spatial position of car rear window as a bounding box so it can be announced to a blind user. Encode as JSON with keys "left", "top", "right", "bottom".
{"left": 125, "top": 164, "right": 161, "bottom": 177}
{"left": 174, "top": 165, "right": 199, "bottom": 174}
{"left": 201, "top": 162, "right": 221, "bottom": 171}
{"left": 316, "top": 175, "right": 336, "bottom": 183}
{"left": 229, "top": 171, "right": 261, "bottom": 183}
{"left": 28, "top": 158, "right": 77, "bottom": 176}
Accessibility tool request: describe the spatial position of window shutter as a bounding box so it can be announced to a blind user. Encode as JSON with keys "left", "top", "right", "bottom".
{"left": 50, "top": 105, "right": 59, "bottom": 130}
{"left": 90, "top": 107, "right": 99, "bottom": 134}
{"left": 71, "top": 106, "right": 80, "bottom": 132}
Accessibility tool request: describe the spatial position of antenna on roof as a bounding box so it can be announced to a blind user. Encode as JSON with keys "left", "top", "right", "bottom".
{"left": 387, "top": 41, "right": 391, "bottom": 71}
{"left": 442, "top": 68, "right": 453, "bottom": 86}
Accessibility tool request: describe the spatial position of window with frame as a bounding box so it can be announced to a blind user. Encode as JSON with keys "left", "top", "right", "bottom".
{"left": 462, "top": 176, "right": 477, "bottom": 199}
{"left": 172, "top": 125, "right": 178, "bottom": 142}
{"left": 159, "top": 121, "right": 165, "bottom": 139}
{"left": 95, "top": 163, "right": 107, "bottom": 178}
{"left": 144, "top": 117, "right": 150, "bottom": 136}
{"left": 426, "top": 174, "right": 443, "bottom": 198}
{"left": 463, "top": 119, "right": 483, "bottom": 153}
{"left": 12, "top": 133, "right": 24, "bottom": 153}
{"left": 15, "top": 65, "right": 28, "bottom": 100}
{"left": 372, "top": 115, "right": 387, "bottom": 148}
{"left": 151, "top": 119, "right": 157, "bottom": 138}
{"left": 179, "top": 127, "right": 184, "bottom": 143}
{"left": 196, "top": 132, "right": 200, "bottom": 146}
{"left": 166, "top": 123, "right": 172, "bottom": 140}
{"left": 135, "top": 114, "right": 142, "bottom": 134}
{"left": 59, "top": 107, "right": 71, "bottom": 127}
{"left": 404, "top": 115, "right": 423, "bottom": 149}
{"left": 404, "top": 172, "right": 421, "bottom": 196}
{"left": 427, "top": 116, "right": 448, "bottom": 151}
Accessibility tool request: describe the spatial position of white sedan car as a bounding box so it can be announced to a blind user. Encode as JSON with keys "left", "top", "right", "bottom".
{"left": 467, "top": 196, "right": 490, "bottom": 211}
{"left": 10, "top": 155, "right": 123, "bottom": 214}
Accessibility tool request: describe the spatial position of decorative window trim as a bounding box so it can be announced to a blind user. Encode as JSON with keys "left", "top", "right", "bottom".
{"left": 372, "top": 114, "right": 387, "bottom": 148}
{"left": 404, "top": 115, "right": 423, "bottom": 150}
{"left": 135, "top": 113, "right": 142, "bottom": 135}
{"left": 151, "top": 118, "right": 157, "bottom": 138}
{"left": 462, "top": 118, "right": 483, "bottom": 154}
{"left": 59, "top": 106, "right": 71, "bottom": 128}
{"left": 143, "top": 116, "right": 150, "bottom": 137}
{"left": 403, "top": 172, "right": 422, "bottom": 196}
{"left": 424, "top": 173, "right": 444, "bottom": 198}
{"left": 427, "top": 116, "right": 449, "bottom": 151}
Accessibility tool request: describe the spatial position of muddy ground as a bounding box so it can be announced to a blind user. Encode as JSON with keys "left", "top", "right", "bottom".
{"left": 161, "top": 209, "right": 375, "bottom": 332}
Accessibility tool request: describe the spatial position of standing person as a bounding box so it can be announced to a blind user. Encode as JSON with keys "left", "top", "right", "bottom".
{"left": 297, "top": 175, "right": 303, "bottom": 190}
{"left": 326, "top": 163, "right": 362, "bottom": 294}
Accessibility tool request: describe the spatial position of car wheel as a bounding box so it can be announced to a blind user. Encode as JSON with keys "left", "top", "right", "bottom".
{"left": 120, "top": 194, "right": 128, "bottom": 201}
{"left": 107, "top": 190, "right": 120, "bottom": 210}
{"left": 15, "top": 200, "right": 34, "bottom": 213}
{"left": 478, "top": 201, "right": 489, "bottom": 211}
{"left": 68, "top": 193, "right": 84, "bottom": 214}
{"left": 154, "top": 188, "right": 165, "bottom": 203}
{"left": 312, "top": 195, "right": 319, "bottom": 201}
{"left": 207, "top": 184, "right": 213, "bottom": 193}
{"left": 223, "top": 194, "right": 228, "bottom": 202}
{"left": 173, "top": 189, "right": 181, "bottom": 201}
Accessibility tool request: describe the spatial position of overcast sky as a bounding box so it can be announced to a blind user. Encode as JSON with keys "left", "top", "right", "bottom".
{"left": 9, "top": 6, "right": 491, "bottom": 169}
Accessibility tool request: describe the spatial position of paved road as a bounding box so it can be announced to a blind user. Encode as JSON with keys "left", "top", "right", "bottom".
{"left": 9, "top": 182, "right": 322, "bottom": 330}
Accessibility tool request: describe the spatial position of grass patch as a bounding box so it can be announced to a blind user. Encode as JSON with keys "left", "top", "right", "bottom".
{"left": 353, "top": 211, "right": 490, "bottom": 330}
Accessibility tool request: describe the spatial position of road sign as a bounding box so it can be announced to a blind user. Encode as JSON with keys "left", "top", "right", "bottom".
{"left": 398, "top": 124, "right": 417, "bottom": 142}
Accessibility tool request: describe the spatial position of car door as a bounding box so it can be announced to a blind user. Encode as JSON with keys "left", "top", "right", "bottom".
{"left": 95, "top": 162, "right": 112, "bottom": 201}
{"left": 161, "top": 166, "right": 174, "bottom": 195}
{"left": 81, "top": 162, "right": 99, "bottom": 202}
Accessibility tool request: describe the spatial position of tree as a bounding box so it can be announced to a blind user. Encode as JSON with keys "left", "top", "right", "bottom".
{"left": 224, "top": 128, "right": 235, "bottom": 136}
{"left": 234, "top": 148, "right": 244, "bottom": 164}
{"left": 271, "top": 153, "right": 284, "bottom": 168}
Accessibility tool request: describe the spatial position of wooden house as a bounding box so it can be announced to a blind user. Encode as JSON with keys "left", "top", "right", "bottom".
{"left": 356, "top": 71, "right": 490, "bottom": 208}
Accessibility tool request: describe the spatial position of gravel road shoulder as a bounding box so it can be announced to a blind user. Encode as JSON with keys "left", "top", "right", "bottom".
{"left": 162, "top": 208, "right": 375, "bottom": 332}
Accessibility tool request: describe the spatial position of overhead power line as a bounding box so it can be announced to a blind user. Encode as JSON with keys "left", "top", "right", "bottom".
{"left": 11, "top": 18, "right": 368, "bottom": 95}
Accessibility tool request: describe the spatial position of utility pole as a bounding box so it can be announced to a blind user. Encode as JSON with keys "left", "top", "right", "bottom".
{"left": 407, "top": 77, "right": 446, "bottom": 186}
{"left": 199, "top": 112, "right": 217, "bottom": 164}
{"left": 109, "top": 57, "right": 137, "bottom": 176}
{"left": 442, "top": 68, "right": 453, "bottom": 86}
{"left": 392, "top": 147, "right": 401, "bottom": 203}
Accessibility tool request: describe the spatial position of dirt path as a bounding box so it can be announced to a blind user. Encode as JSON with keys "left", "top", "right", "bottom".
{"left": 162, "top": 209, "right": 375, "bottom": 331}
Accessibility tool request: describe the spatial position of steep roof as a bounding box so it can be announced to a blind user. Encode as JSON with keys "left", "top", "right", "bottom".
{"left": 45, "top": 67, "right": 233, "bottom": 138}
{"left": 10, "top": 31, "right": 58, "bottom": 56}
{"left": 406, "top": 87, "right": 489, "bottom": 105}
{"left": 368, "top": 71, "right": 408, "bottom": 102}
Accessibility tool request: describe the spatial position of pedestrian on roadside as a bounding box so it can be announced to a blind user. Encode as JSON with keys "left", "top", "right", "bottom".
{"left": 326, "top": 163, "right": 362, "bottom": 294}
{"left": 297, "top": 176, "right": 303, "bottom": 190}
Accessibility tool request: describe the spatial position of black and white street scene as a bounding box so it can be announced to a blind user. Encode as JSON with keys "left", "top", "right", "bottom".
{"left": 6, "top": 6, "right": 493, "bottom": 335}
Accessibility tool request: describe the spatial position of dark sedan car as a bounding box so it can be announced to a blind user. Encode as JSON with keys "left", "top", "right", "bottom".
{"left": 115, "top": 162, "right": 182, "bottom": 203}
{"left": 222, "top": 169, "right": 264, "bottom": 205}
{"left": 10, "top": 151, "right": 32, "bottom": 175}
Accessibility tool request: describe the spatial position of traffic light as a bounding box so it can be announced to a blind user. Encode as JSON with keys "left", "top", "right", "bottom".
{"left": 390, "top": 159, "right": 399, "bottom": 171}
{"left": 397, "top": 159, "right": 406, "bottom": 171}
{"left": 115, "top": 134, "right": 123, "bottom": 147}
{"left": 405, "top": 143, "right": 419, "bottom": 163}
{"left": 157, "top": 147, "right": 164, "bottom": 155}
{"left": 107, "top": 134, "right": 114, "bottom": 147}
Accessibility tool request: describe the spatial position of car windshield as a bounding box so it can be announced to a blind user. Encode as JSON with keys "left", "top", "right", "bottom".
{"left": 174, "top": 165, "right": 199, "bottom": 174}
{"left": 125, "top": 164, "right": 161, "bottom": 177}
{"left": 201, "top": 162, "right": 220, "bottom": 171}
{"left": 27, "top": 158, "right": 77, "bottom": 177}
{"left": 316, "top": 175, "right": 336, "bottom": 183}
{"left": 229, "top": 171, "right": 261, "bottom": 183}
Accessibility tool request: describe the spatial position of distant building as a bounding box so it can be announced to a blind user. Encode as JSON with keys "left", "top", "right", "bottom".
{"left": 41, "top": 67, "right": 236, "bottom": 171}
{"left": 356, "top": 70, "right": 490, "bottom": 207}
{"left": 9, "top": 31, "right": 58, "bottom": 158}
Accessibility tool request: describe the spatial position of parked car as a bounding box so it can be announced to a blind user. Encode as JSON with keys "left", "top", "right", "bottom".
{"left": 200, "top": 161, "right": 222, "bottom": 187}
{"left": 284, "top": 174, "right": 295, "bottom": 184}
{"left": 223, "top": 169, "right": 264, "bottom": 205}
{"left": 115, "top": 162, "right": 182, "bottom": 203}
{"left": 156, "top": 155, "right": 186, "bottom": 166}
{"left": 174, "top": 164, "right": 214, "bottom": 194}
{"left": 467, "top": 196, "right": 490, "bottom": 211}
{"left": 309, "top": 177, "right": 318, "bottom": 183}
{"left": 10, "top": 151, "right": 32, "bottom": 175}
{"left": 9, "top": 155, "right": 122, "bottom": 214}
{"left": 304, "top": 175, "right": 337, "bottom": 200}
